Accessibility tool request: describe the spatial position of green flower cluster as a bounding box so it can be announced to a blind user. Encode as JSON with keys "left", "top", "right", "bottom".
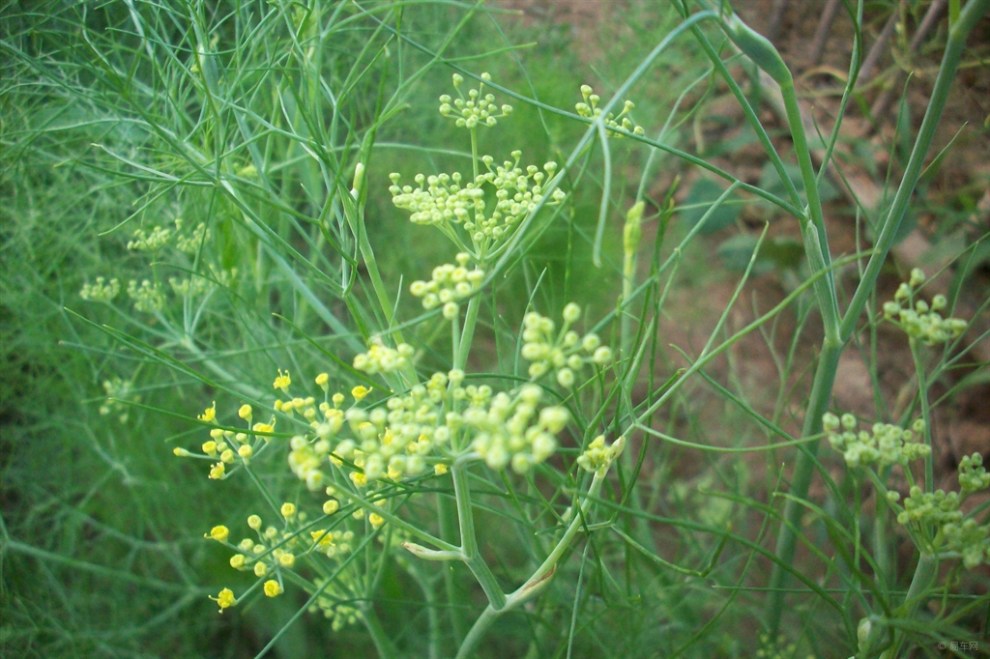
{"left": 264, "top": 366, "right": 573, "bottom": 498}
{"left": 438, "top": 72, "right": 513, "bottom": 129}
{"left": 575, "top": 84, "right": 645, "bottom": 137}
{"left": 168, "top": 275, "right": 211, "bottom": 297}
{"left": 409, "top": 252, "right": 485, "bottom": 319}
{"left": 388, "top": 155, "right": 565, "bottom": 255}
{"left": 126, "top": 279, "right": 165, "bottom": 313}
{"left": 521, "top": 303, "right": 613, "bottom": 388}
{"left": 942, "top": 519, "right": 990, "bottom": 569}
{"left": 882, "top": 268, "right": 967, "bottom": 346}
{"left": 127, "top": 224, "right": 172, "bottom": 251}
{"left": 79, "top": 276, "right": 121, "bottom": 303}
{"left": 896, "top": 487, "right": 963, "bottom": 527}
{"left": 755, "top": 632, "right": 801, "bottom": 659}
{"left": 98, "top": 376, "right": 139, "bottom": 423}
{"left": 126, "top": 218, "right": 209, "bottom": 253}
{"left": 826, "top": 407, "right": 990, "bottom": 570}
{"left": 463, "top": 383, "right": 568, "bottom": 473}
{"left": 895, "top": 464, "right": 990, "bottom": 570}
{"left": 958, "top": 452, "right": 990, "bottom": 493}
{"left": 822, "top": 413, "right": 930, "bottom": 468}
{"left": 80, "top": 218, "right": 219, "bottom": 313}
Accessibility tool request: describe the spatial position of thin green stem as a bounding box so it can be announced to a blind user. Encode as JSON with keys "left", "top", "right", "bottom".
{"left": 455, "top": 294, "right": 482, "bottom": 371}
{"left": 909, "top": 339, "right": 935, "bottom": 492}
{"left": 778, "top": 77, "right": 840, "bottom": 341}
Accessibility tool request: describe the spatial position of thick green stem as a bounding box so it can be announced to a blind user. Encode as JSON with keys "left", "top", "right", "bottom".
{"left": 362, "top": 606, "right": 398, "bottom": 658}
{"left": 884, "top": 554, "right": 939, "bottom": 658}
{"left": 778, "top": 76, "right": 841, "bottom": 342}
{"left": 451, "top": 462, "right": 506, "bottom": 611}
{"left": 766, "top": 337, "right": 842, "bottom": 629}
{"left": 437, "top": 491, "right": 467, "bottom": 643}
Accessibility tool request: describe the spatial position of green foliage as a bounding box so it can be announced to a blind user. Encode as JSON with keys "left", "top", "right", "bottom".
{"left": 3, "top": 0, "right": 988, "bottom": 657}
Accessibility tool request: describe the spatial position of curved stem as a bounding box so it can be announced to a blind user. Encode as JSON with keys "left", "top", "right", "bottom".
{"left": 454, "top": 471, "right": 607, "bottom": 659}
{"left": 451, "top": 462, "right": 506, "bottom": 611}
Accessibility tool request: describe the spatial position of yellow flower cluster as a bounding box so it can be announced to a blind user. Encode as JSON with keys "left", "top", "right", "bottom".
{"left": 204, "top": 502, "right": 358, "bottom": 615}
{"left": 173, "top": 400, "right": 276, "bottom": 480}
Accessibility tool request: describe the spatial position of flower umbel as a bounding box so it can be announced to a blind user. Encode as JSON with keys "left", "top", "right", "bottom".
{"left": 521, "top": 304, "right": 612, "bottom": 388}
{"left": 823, "top": 413, "right": 930, "bottom": 468}
{"left": 882, "top": 268, "right": 967, "bottom": 346}
{"left": 438, "top": 72, "right": 512, "bottom": 129}
{"left": 389, "top": 155, "right": 565, "bottom": 257}
{"left": 575, "top": 84, "right": 645, "bottom": 137}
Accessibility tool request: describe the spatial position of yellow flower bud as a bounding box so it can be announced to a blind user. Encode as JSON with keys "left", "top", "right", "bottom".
{"left": 273, "top": 369, "right": 291, "bottom": 392}
{"left": 210, "top": 587, "right": 236, "bottom": 613}
{"left": 198, "top": 402, "right": 216, "bottom": 423}
{"left": 207, "top": 525, "right": 229, "bottom": 542}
